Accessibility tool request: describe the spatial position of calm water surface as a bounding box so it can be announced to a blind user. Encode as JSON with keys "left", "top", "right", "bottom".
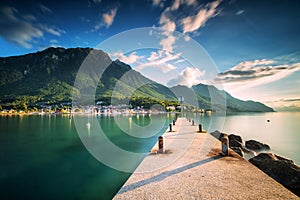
{"left": 0, "top": 114, "right": 173, "bottom": 199}
{"left": 190, "top": 111, "right": 300, "bottom": 165}
{"left": 0, "top": 112, "right": 299, "bottom": 199}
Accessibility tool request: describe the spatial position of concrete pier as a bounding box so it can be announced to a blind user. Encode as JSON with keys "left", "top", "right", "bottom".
{"left": 114, "top": 118, "right": 298, "bottom": 199}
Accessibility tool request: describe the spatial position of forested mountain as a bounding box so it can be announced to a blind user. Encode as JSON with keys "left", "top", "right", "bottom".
{"left": 0, "top": 47, "right": 273, "bottom": 112}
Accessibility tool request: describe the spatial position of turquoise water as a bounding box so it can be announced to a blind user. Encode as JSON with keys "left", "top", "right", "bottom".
{"left": 0, "top": 112, "right": 299, "bottom": 199}
{"left": 0, "top": 114, "right": 173, "bottom": 199}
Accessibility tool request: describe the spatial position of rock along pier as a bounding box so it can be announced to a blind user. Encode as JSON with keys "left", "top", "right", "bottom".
{"left": 113, "top": 118, "right": 298, "bottom": 200}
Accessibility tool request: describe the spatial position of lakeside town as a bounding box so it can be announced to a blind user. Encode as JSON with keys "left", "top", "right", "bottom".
{"left": 0, "top": 101, "right": 210, "bottom": 116}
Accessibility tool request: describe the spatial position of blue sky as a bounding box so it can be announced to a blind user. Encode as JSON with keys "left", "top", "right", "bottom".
{"left": 0, "top": 0, "right": 300, "bottom": 110}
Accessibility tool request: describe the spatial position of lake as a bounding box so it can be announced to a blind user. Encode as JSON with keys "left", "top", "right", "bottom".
{"left": 188, "top": 111, "right": 300, "bottom": 165}
{"left": 0, "top": 114, "right": 174, "bottom": 199}
{"left": 0, "top": 112, "right": 299, "bottom": 199}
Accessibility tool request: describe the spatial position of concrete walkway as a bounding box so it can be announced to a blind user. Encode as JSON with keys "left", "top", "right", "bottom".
{"left": 114, "top": 118, "right": 298, "bottom": 200}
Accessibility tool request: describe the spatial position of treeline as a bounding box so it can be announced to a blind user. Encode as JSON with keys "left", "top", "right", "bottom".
{"left": 0, "top": 95, "right": 180, "bottom": 112}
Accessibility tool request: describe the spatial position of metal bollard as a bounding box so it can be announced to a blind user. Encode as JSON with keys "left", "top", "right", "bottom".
{"left": 188, "top": 118, "right": 191, "bottom": 122}
{"left": 158, "top": 136, "right": 164, "bottom": 153}
{"left": 192, "top": 120, "right": 195, "bottom": 126}
{"left": 198, "top": 124, "right": 202, "bottom": 132}
{"left": 220, "top": 135, "right": 229, "bottom": 156}
{"left": 173, "top": 120, "right": 175, "bottom": 125}
{"left": 169, "top": 123, "right": 172, "bottom": 132}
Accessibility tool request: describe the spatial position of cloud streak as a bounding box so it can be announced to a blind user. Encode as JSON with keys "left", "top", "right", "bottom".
{"left": 39, "top": 4, "right": 52, "bottom": 14}
{"left": 156, "top": 0, "right": 222, "bottom": 51}
{"left": 0, "top": 5, "right": 65, "bottom": 49}
{"left": 214, "top": 58, "right": 300, "bottom": 103}
{"left": 181, "top": 0, "right": 222, "bottom": 33}
{"left": 265, "top": 98, "right": 300, "bottom": 111}
{"left": 216, "top": 59, "right": 300, "bottom": 84}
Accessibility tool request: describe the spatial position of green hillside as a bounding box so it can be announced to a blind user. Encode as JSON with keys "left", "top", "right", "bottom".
{"left": 0, "top": 47, "right": 273, "bottom": 112}
{"left": 191, "top": 84, "right": 274, "bottom": 112}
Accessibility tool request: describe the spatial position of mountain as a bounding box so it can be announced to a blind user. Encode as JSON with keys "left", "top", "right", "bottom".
{"left": 171, "top": 84, "right": 274, "bottom": 112}
{"left": 0, "top": 47, "right": 273, "bottom": 112}
{"left": 0, "top": 47, "right": 176, "bottom": 107}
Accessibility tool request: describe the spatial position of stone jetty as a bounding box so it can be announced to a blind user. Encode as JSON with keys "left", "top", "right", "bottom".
{"left": 113, "top": 118, "right": 298, "bottom": 199}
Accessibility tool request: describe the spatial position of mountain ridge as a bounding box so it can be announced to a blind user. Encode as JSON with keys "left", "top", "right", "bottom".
{"left": 0, "top": 47, "right": 273, "bottom": 112}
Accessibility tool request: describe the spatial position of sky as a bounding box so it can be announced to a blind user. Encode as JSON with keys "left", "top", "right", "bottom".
{"left": 0, "top": 0, "right": 300, "bottom": 110}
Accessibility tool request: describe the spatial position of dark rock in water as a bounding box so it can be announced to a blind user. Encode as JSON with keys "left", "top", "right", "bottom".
{"left": 242, "top": 146, "right": 256, "bottom": 157}
{"left": 245, "top": 140, "right": 270, "bottom": 151}
{"left": 211, "top": 130, "right": 227, "bottom": 140}
{"left": 231, "top": 147, "right": 244, "bottom": 157}
{"left": 249, "top": 153, "right": 300, "bottom": 196}
{"left": 229, "top": 139, "right": 243, "bottom": 148}
{"left": 229, "top": 134, "right": 243, "bottom": 143}
{"left": 228, "top": 134, "right": 244, "bottom": 157}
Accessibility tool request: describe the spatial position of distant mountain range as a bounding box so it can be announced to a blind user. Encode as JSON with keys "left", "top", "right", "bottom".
{"left": 0, "top": 47, "right": 273, "bottom": 112}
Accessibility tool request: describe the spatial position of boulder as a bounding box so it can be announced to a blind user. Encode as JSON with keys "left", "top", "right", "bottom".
{"left": 229, "top": 139, "right": 243, "bottom": 148}
{"left": 211, "top": 130, "right": 227, "bottom": 140}
{"left": 228, "top": 134, "right": 243, "bottom": 143}
{"left": 231, "top": 147, "right": 244, "bottom": 157}
{"left": 245, "top": 140, "right": 270, "bottom": 151}
{"left": 249, "top": 153, "right": 300, "bottom": 196}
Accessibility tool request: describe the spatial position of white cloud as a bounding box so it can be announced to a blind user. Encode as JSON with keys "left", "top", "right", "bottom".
{"left": 171, "top": 0, "right": 181, "bottom": 11}
{"left": 185, "top": 0, "right": 196, "bottom": 6}
{"left": 136, "top": 50, "right": 180, "bottom": 73}
{"left": 137, "top": 62, "right": 176, "bottom": 73}
{"left": 103, "top": 8, "right": 117, "bottom": 28}
{"left": 232, "top": 59, "right": 274, "bottom": 70}
{"left": 160, "top": 14, "right": 176, "bottom": 33}
{"left": 184, "top": 35, "right": 190, "bottom": 41}
{"left": 110, "top": 51, "right": 144, "bottom": 64}
{"left": 155, "top": 0, "right": 222, "bottom": 51}
{"left": 147, "top": 51, "right": 163, "bottom": 61}
{"left": 236, "top": 10, "right": 244, "bottom": 15}
{"left": 216, "top": 59, "right": 294, "bottom": 84}
{"left": 160, "top": 34, "right": 176, "bottom": 52}
{"left": 152, "top": 0, "right": 165, "bottom": 7}
{"left": 181, "top": 0, "right": 222, "bottom": 33}
{"left": 50, "top": 39, "right": 58, "bottom": 44}
{"left": 22, "top": 14, "right": 36, "bottom": 21}
{"left": 265, "top": 98, "right": 300, "bottom": 111}
{"left": 167, "top": 67, "right": 205, "bottom": 87}
{"left": 40, "top": 25, "right": 65, "bottom": 36}
{"left": 159, "top": 11, "right": 176, "bottom": 52}
{"left": 94, "top": 8, "right": 118, "bottom": 31}
{"left": 0, "top": 6, "right": 64, "bottom": 49}
{"left": 146, "top": 50, "right": 181, "bottom": 63}
{"left": 170, "top": 0, "right": 196, "bottom": 10}
{"left": 215, "top": 59, "right": 300, "bottom": 101}
{"left": 173, "top": 59, "right": 185, "bottom": 64}
{"left": 152, "top": 0, "right": 161, "bottom": 6}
